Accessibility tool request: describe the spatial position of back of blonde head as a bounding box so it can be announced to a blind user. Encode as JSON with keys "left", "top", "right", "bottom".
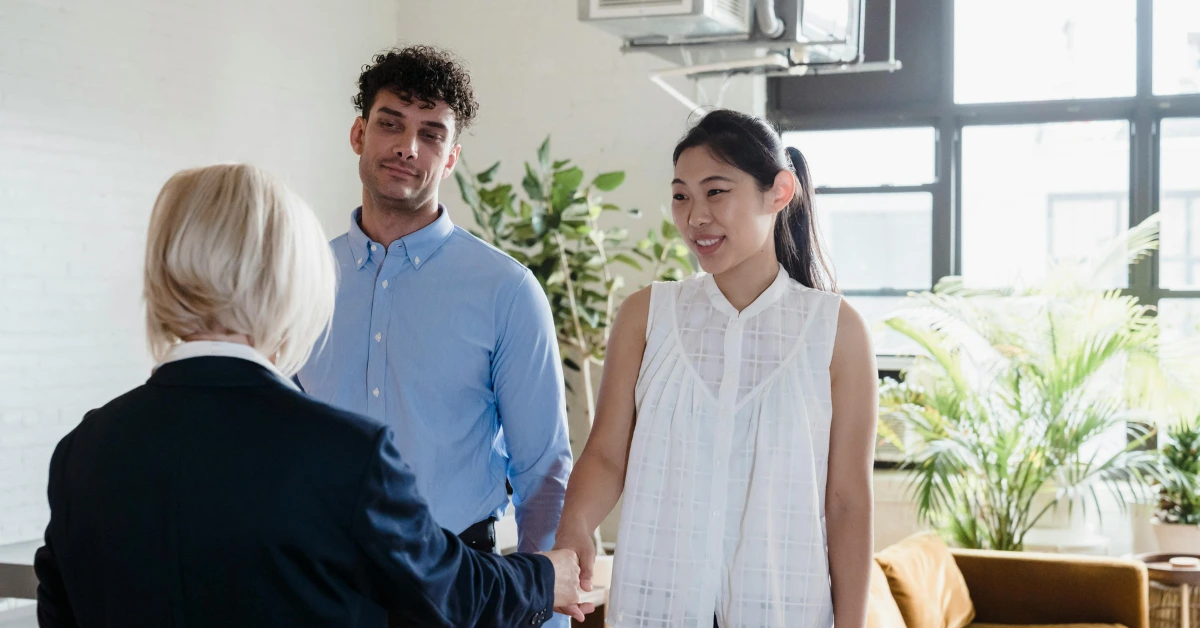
{"left": 143, "top": 164, "right": 336, "bottom": 376}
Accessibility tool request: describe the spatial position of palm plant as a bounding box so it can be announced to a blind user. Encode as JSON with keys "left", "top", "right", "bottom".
{"left": 879, "top": 216, "right": 1200, "bottom": 550}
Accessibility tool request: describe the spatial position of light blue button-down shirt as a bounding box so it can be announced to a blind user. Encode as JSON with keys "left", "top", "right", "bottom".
{"left": 298, "top": 206, "right": 572, "bottom": 558}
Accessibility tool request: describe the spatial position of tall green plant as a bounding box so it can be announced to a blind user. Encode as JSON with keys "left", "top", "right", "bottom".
{"left": 454, "top": 137, "right": 692, "bottom": 427}
{"left": 1156, "top": 418, "right": 1200, "bottom": 525}
{"left": 879, "top": 217, "right": 1200, "bottom": 550}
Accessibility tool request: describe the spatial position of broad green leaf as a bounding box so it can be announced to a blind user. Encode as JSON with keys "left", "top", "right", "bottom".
{"left": 551, "top": 187, "right": 576, "bottom": 212}
{"left": 592, "top": 171, "right": 625, "bottom": 191}
{"left": 523, "top": 163, "right": 544, "bottom": 201}
{"left": 553, "top": 159, "right": 572, "bottom": 170}
{"left": 547, "top": 269, "right": 565, "bottom": 285}
{"left": 476, "top": 162, "right": 501, "bottom": 184}
{"left": 456, "top": 172, "right": 481, "bottom": 209}
{"left": 661, "top": 220, "right": 680, "bottom": 239}
{"left": 553, "top": 167, "right": 585, "bottom": 192}
{"left": 612, "top": 254, "right": 643, "bottom": 271}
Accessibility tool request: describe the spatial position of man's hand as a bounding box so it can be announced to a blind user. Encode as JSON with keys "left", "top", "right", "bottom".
{"left": 537, "top": 548, "right": 595, "bottom": 622}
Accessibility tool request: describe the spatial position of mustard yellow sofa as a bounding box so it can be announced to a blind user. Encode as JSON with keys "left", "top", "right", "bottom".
{"left": 869, "top": 532, "right": 1149, "bottom": 628}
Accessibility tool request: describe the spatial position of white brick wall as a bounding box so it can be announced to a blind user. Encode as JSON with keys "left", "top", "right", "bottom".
{"left": 0, "top": 0, "right": 398, "bottom": 553}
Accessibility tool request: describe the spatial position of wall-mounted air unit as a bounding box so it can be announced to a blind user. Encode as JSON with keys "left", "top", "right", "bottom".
{"left": 579, "top": 0, "right": 753, "bottom": 43}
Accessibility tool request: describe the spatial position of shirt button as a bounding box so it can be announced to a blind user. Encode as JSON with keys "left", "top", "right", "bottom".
{"left": 375, "top": 332, "right": 381, "bottom": 342}
{"left": 381, "top": 280, "right": 389, "bottom": 288}
{"left": 414, "top": 256, "right": 420, "bottom": 265}
{"left": 357, "top": 258, "right": 362, "bottom": 265}
{"left": 713, "top": 510, "right": 720, "bottom": 517}
{"left": 371, "top": 244, "right": 378, "bottom": 252}
{"left": 373, "top": 388, "right": 380, "bottom": 397}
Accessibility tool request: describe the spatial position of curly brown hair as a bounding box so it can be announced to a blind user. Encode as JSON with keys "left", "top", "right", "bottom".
{"left": 352, "top": 45, "right": 479, "bottom": 137}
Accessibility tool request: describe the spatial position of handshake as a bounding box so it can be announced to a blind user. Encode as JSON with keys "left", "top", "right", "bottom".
{"left": 537, "top": 518, "right": 604, "bottom": 623}
{"left": 537, "top": 548, "right": 598, "bottom": 622}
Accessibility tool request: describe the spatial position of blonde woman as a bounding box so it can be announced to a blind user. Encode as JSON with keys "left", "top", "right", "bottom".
{"left": 33, "top": 164, "right": 588, "bottom": 628}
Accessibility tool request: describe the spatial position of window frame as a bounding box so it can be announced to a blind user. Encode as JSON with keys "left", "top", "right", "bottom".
{"left": 770, "top": 0, "right": 1200, "bottom": 355}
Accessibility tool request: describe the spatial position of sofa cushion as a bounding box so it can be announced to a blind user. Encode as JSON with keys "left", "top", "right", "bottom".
{"left": 876, "top": 532, "right": 975, "bottom": 628}
{"left": 969, "top": 624, "right": 1126, "bottom": 628}
{"left": 867, "top": 560, "right": 908, "bottom": 628}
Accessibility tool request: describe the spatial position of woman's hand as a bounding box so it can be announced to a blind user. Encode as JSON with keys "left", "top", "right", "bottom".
{"left": 553, "top": 515, "right": 598, "bottom": 593}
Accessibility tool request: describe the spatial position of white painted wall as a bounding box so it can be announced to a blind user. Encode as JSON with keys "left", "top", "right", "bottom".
{"left": 0, "top": 0, "right": 398, "bottom": 563}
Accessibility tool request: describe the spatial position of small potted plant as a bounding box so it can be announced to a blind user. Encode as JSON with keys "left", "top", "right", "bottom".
{"left": 1152, "top": 418, "right": 1200, "bottom": 553}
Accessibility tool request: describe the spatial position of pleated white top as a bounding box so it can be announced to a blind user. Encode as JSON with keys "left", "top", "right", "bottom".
{"left": 608, "top": 265, "right": 841, "bottom": 628}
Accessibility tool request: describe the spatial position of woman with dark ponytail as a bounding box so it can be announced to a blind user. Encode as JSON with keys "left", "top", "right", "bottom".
{"left": 555, "top": 109, "right": 876, "bottom": 627}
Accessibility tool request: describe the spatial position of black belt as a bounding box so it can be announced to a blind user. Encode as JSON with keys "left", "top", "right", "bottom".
{"left": 458, "top": 517, "right": 497, "bottom": 554}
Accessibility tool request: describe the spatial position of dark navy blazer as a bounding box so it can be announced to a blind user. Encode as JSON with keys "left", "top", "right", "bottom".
{"left": 34, "top": 357, "right": 556, "bottom": 627}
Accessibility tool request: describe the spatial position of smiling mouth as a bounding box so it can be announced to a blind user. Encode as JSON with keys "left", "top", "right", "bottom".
{"left": 382, "top": 163, "right": 419, "bottom": 178}
{"left": 691, "top": 235, "right": 725, "bottom": 254}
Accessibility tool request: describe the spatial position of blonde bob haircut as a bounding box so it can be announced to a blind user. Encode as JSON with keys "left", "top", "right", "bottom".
{"left": 143, "top": 164, "right": 335, "bottom": 377}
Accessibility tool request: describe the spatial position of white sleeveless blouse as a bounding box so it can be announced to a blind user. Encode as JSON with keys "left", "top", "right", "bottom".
{"left": 608, "top": 266, "right": 841, "bottom": 628}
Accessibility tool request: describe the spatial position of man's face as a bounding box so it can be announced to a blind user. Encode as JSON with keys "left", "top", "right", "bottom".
{"left": 351, "top": 89, "right": 460, "bottom": 210}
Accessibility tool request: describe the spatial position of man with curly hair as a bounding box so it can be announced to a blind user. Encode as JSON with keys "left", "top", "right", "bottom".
{"left": 296, "top": 46, "right": 577, "bottom": 624}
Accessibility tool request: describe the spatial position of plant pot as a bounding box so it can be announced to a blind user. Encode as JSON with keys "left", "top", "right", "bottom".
{"left": 1151, "top": 518, "right": 1200, "bottom": 553}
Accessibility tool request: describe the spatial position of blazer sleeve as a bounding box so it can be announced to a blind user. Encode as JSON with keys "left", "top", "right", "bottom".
{"left": 351, "top": 426, "right": 558, "bottom": 627}
{"left": 35, "top": 431, "right": 78, "bottom": 628}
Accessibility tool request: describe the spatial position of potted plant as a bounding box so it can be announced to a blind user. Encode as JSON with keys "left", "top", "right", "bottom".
{"left": 1152, "top": 418, "right": 1200, "bottom": 552}
{"left": 878, "top": 218, "right": 1200, "bottom": 551}
{"left": 455, "top": 137, "right": 693, "bottom": 430}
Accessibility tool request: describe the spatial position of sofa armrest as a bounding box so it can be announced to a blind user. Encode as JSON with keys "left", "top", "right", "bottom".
{"left": 951, "top": 549, "right": 1147, "bottom": 628}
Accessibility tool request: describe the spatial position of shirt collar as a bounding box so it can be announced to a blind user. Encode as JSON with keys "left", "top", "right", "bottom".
{"left": 347, "top": 206, "right": 455, "bottom": 271}
{"left": 155, "top": 341, "right": 298, "bottom": 390}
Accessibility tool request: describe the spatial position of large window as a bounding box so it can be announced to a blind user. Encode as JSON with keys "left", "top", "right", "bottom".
{"left": 955, "top": 0, "right": 1136, "bottom": 104}
{"left": 785, "top": 127, "right": 936, "bottom": 355}
{"left": 787, "top": 127, "right": 936, "bottom": 188}
{"left": 1154, "top": 0, "right": 1200, "bottom": 95}
{"left": 772, "top": 0, "right": 1200, "bottom": 356}
{"left": 1160, "top": 118, "right": 1200, "bottom": 289}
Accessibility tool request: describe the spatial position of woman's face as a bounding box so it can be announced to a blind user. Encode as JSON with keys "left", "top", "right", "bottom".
{"left": 671, "top": 146, "right": 792, "bottom": 276}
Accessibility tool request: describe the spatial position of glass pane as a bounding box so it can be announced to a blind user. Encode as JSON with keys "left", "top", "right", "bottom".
{"left": 844, "top": 296, "right": 923, "bottom": 356}
{"left": 815, "top": 193, "right": 932, "bottom": 291}
{"left": 1159, "top": 118, "right": 1200, "bottom": 290}
{"left": 1154, "top": 0, "right": 1200, "bottom": 95}
{"left": 955, "top": 0, "right": 1136, "bottom": 104}
{"left": 1158, "top": 299, "right": 1200, "bottom": 341}
{"left": 782, "top": 127, "right": 936, "bottom": 188}
{"left": 962, "top": 120, "right": 1130, "bottom": 289}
